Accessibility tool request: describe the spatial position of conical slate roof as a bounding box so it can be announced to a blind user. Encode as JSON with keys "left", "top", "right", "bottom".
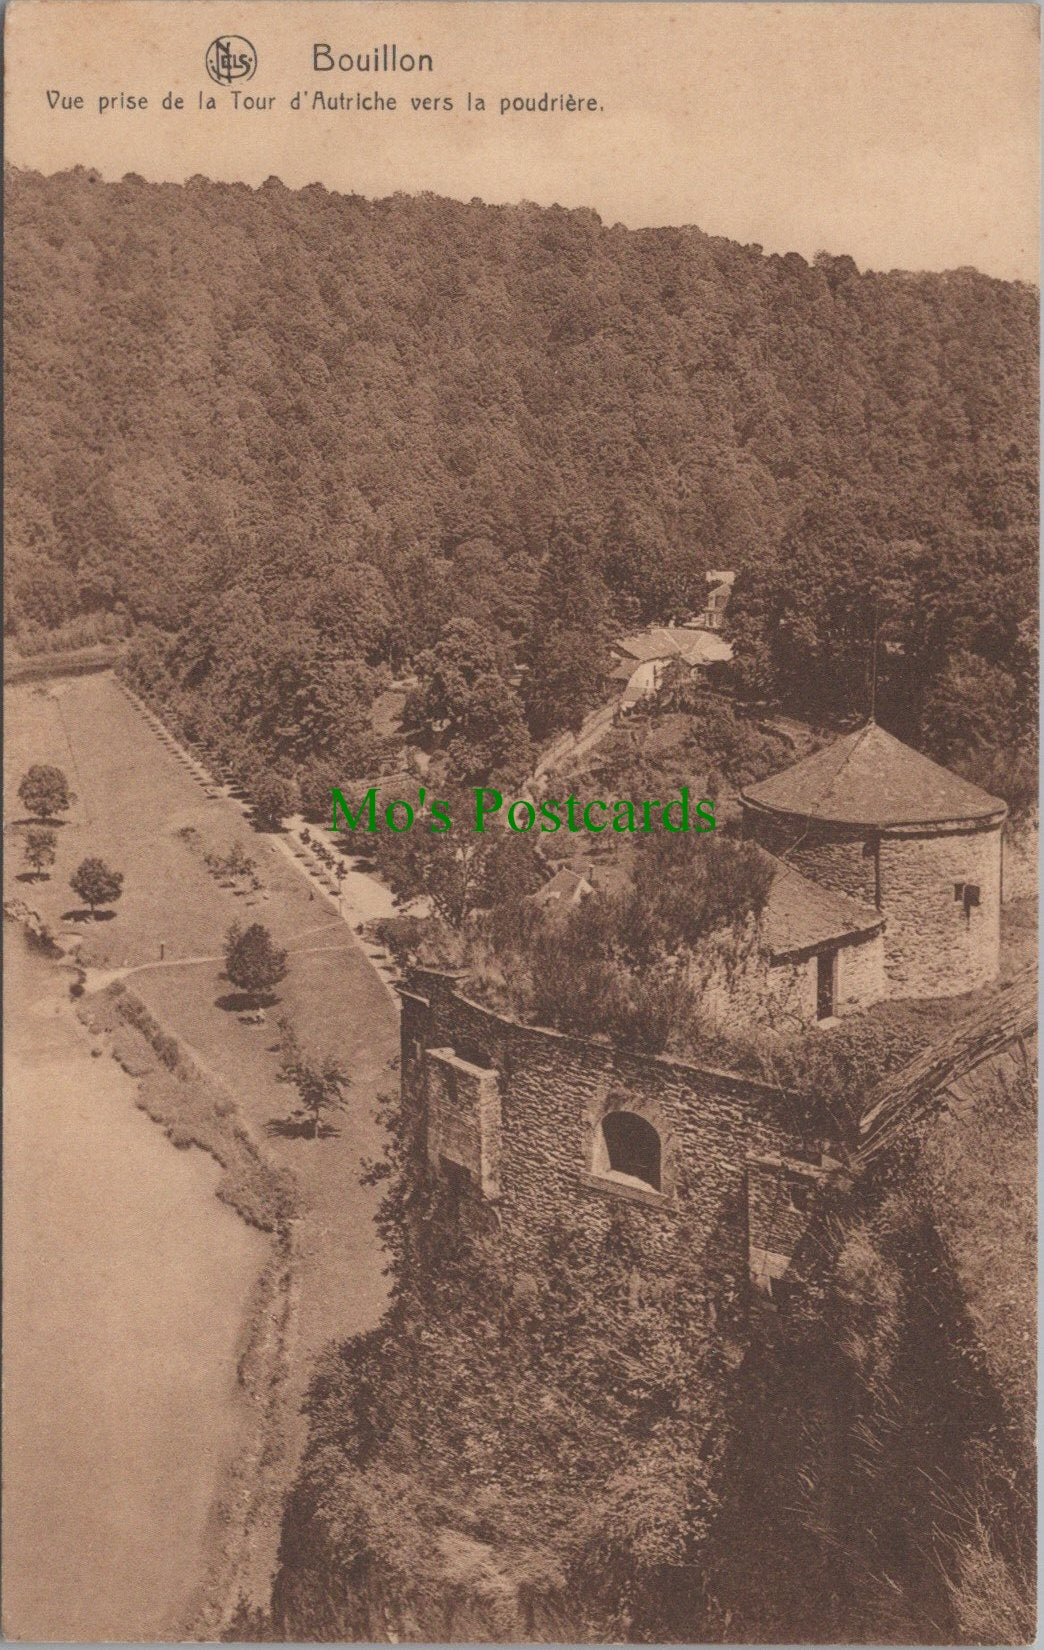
{"left": 741, "top": 722, "right": 1007, "bottom": 828}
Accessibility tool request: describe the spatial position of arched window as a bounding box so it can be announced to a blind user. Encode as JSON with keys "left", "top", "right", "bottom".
{"left": 598, "top": 1111, "right": 662, "bottom": 1192}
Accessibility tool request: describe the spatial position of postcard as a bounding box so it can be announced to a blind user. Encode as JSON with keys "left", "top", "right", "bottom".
{"left": 3, "top": 2, "right": 1038, "bottom": 1642}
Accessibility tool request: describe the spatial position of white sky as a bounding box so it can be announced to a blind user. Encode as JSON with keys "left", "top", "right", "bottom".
{"left": 5, "top": 1, "right": 1040, "bottom": 279}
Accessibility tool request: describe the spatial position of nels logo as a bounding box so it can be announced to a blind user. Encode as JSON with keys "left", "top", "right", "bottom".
{"left": 205, "top": 36, "right": 258, "bottom": 85}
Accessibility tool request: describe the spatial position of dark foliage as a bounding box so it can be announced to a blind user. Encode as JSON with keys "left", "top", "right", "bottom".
{"left": 17, "top": 763, "right": 72, "bottom": 822}
{"left": 275, "top": 1087, "right": 738, "bottom": 1643}
{"left": 223, "top": 920, "right": 288, "bottom": 1003}
{"left": 22, "top": 825, "right": 57, "bottom": 879}
{"left": 69, "top": 855, "right": 123, "bottom": 916}
{"left": 467, "top": 833, "right": 774, "bottom": 1052}
{"left": 251, "top": 771, "right": 300, "bottom": 831}
{"left": 5, "top": 167, "right": 1036, "bottom": 793}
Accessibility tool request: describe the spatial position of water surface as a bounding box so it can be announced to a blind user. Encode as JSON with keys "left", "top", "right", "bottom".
{"left": 2, "top": 940, "right": 266, "bottom": 1642}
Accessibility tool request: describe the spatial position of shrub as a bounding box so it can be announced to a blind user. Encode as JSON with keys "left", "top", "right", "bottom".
{"left": 115, "top": 992, "right": 185, "bottom": 1074}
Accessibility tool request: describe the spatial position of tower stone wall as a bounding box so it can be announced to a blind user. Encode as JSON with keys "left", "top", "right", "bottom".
{"left": 876, "top": 822, "right": 1003, "bottom": 998}
{"left": 744, "top": 807, "right": 1004, "bottom": 1001}
{"left": 746, "top": 813, "right": 879, "bottom": 906}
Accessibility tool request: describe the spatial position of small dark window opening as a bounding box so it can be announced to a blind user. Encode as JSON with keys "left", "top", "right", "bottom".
{"left": 439, "top": 1155, "right": 471, "bottom": 1205}
{"left": 601, "top": 1112, "right": 661, "bottom": 1191}
{"left": 816, "top": 950, "right": 837, "bottom": 1021}
{"left": 955, "top": 881, "right": 980, "bottom": 916}
{"left": 783, "top": 1177, "right": 812, "bottom": 1214}
{"left": 767, "top": 1273, "right": 795, "bottom": 1311}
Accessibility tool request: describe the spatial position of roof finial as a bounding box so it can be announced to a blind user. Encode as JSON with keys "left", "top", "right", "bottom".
{"left": 868, "top": 605, "right": 880, "bottom": 725}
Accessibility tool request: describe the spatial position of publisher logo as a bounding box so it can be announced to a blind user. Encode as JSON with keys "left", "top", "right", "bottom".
{"left": 205, "top": 36, "right": 258, "bottom": 85}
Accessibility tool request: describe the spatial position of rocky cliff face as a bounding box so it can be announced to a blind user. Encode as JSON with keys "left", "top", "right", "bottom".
{"left": 697, "top": 1040, "right": 1036, "bottom": 1645}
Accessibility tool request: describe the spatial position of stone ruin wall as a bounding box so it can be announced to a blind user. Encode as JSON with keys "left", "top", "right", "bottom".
{"left": 400, "top": 969, "right": 832, "bottom": 1323}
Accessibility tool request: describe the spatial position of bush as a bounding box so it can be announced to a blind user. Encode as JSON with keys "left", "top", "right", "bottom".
{"left": 658, "top": 667, "right": 791, "bottom": 789}
{"left": 369, "top": 914, "right": 427, "bottom": 967}
{"left": 115, "top": 992, "right": 185, "bottom": 1074}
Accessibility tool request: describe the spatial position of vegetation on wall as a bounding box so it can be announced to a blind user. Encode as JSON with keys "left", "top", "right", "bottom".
{"left": 451, "top": 830, "right": 774, "bottom": 1052}
{"left": 273, "top": 1085, "right": 745, "bottom": 1644}
{"left": 700, "top": 1071, "right": 1035, "bottom": 1645}
{"left": 271, "top": 1025, "right": 1035, "bottom": 1645}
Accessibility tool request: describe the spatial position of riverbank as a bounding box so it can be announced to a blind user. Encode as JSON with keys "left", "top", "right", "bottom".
{"left": 5, "top": 670, "right": 398, "bottom": 1634}
{"left": 2, "top": 934, "right": 271, "bottom": 1641}
{"left": 74, "top": 969, "right": 304, "bottom": 1636}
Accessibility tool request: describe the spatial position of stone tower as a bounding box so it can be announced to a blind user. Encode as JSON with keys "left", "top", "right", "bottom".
{"left": 740, "top": 722, "right": 1007, "bottom": 1000}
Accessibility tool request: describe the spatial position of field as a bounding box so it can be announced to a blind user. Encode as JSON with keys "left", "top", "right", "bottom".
{"left": 3, "top": 669, "right": 400, "bottom": 1395}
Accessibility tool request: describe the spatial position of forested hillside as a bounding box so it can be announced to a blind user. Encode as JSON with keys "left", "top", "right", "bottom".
{"left": 5, "top": 165, "right": 1037, "bottom": 789}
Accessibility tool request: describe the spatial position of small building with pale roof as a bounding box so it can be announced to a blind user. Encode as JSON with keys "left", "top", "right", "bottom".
{"left": 610, "top": 624, "right": 733, "bottom": 707}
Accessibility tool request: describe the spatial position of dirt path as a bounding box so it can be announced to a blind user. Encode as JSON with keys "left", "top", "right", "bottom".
{"left": 533, "top": 699, "right": 618, "bottom": 783}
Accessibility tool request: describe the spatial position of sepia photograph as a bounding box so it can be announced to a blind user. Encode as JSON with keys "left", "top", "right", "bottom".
{"left": 2, "top": 1, "right": 1039, "bottom": 1642}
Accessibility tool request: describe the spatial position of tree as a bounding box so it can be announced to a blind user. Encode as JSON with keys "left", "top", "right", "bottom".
{"left": 375, "top": 818, "right": 487, "bottom": 929}
{"left": 70, "top": 856, "right": 123, "bottom": 918}
{"left": 224, "top": 921, "right": 288, "bottom": 1005}
{"left": 404, "top": 617, "right": 507, "bottom": 741}
{"left": 276, "top": 1016, "right": 352, "bottom": 1139}
{"left": 444, "top": 671, "right": 533, "bottom": 788}
{"left": 18, "top": 764, "right": 73, "bottom": 822}
{"left": 480, "top": 833, "right": 545, "bottom": 950}
{"left": 522, "top": 626, "right": 607, "bottom": 740}
{"left": 251, "top": 772, "right": 300, "bottom": 831}
{"left": 521, "top": 535, "right": 613, "bottom": 740}
{"left": 921, "top": 651, "right": 1017, "bottom": 766}
{"left": 23, "top": 826, "right": 57, "bottom": 880}
{"left": 296, "top": 759, "right": 343, "bottom": 824}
